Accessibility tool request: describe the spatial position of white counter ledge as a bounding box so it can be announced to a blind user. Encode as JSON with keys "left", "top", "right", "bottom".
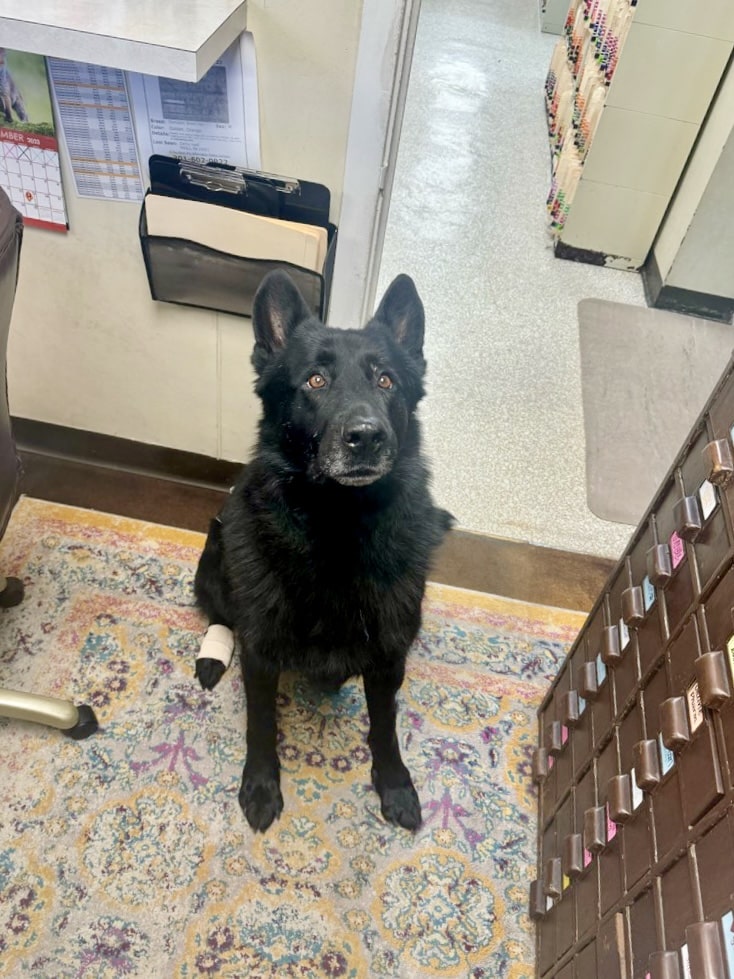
{"left": 0, "top": 0, "right": 247, "bottom": 80}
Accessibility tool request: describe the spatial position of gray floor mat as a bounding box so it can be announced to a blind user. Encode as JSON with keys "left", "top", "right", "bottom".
{"left": 578, "top": 298, "right": 733, "bottom": 526}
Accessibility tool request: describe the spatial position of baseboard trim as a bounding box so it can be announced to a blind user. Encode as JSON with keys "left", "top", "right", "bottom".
{"left": 641, "top": 249, "right": 664, "bottom": 308}
{"left": 652, "top": 285, "right": 734, "bottom": 324}
{"left": 641, "top": 253, "right": 734, "bottom": 324}
{"left": 13, "top": 416, "right": 242, "bottom": 488}
{"left": 14, "top": 418, "right": 614, "bottom": 612}
{"left": 554, "top": 239, "right": 639, "bottom": 272}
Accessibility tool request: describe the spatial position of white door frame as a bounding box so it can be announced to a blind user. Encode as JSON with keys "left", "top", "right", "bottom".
{"left": 328, "top": 0, "right": 421, "bottom": 328}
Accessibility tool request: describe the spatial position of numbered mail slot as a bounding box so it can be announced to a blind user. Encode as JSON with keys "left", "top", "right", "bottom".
{"left": 629, "top": 520, "right": 669, "bottom": 683}
{"left": 570, "top": 641, "right": 594, "bottom": 778}
{"left": 639, "top": 664, "right": 685, "bottom": 863}
{"left": 596, "top": 911, "right": 629, "bottom": 979}
{"left": 693, "top": 811, "right": 734, "bottom": 979}
{"left": 660, "top": 855, "right": 697, "bottom": 976}
{"left": 663, "top": 691, "right": 723, "bottom": 828}
{"left": 590, "top": 738, "right": 624, "bottom": 916}
{"left": 706, "top": 371, "right": 734, "bottom": 536}
{"left": 531, "top": 875, "right": 559, "bottom": 977}
{"left": 537, "top": 698, "right": 560, "bottom": 824}
{"left": 574, "top": 766, "right": 600, "bottom": 943}
{"left": 653, "top": 479, "right": 696, "bottom": 640}
{"left": 536, "top": 821, "right": 560, "bottom": 975}
{"left": 700, "top": 564, "right": 734, "bottom": 790}
{"left": 679, "top": 426, "right": 734, "bottom": 598}
{"left": 605, "top": 568, "right": 639, "bottom": 716}
{"left": 628, "top": 887, "right": 658, "bottom": 979}
{"left": 616, "top": 703, "right": 653, "bottom": 890}
{"left": 575, "top": 940, "right": 596, "bottom": 978}
{"left": 544, "top": 668, "right": 575, "bottom": 807}
{"left": 550, "top": 795, "right": 576, "bottom": 959}
{"left": 583, "top": 607, "right": 616, "bottom": 754}
{"left": 660, "top": 610, "right": 726, "bottom": 826}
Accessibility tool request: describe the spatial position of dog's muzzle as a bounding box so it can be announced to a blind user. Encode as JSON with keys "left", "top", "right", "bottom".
{"left": 319, "top": 411, "right": 396, "bottom": 486}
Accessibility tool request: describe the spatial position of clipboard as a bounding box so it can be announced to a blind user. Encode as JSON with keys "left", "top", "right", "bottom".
{"left": 139, "top": 156, "right": 337, "bottom": 320}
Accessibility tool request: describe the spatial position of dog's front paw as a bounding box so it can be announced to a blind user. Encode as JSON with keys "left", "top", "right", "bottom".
{"left": 372, "top": 769, "right": 422, "bottom": 831}
{"left": 195, "top": 657, "right": 227, "bottom": 690}
{"left": 238, "top": 767, "right": 283, "bottom": 832}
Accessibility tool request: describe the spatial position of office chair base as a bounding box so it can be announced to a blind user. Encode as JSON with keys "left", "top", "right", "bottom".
{"left": 0, "top": 688, "right": 99, "bottom": 738}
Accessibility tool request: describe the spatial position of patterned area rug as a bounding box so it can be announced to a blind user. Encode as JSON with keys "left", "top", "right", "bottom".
{"left": 0, "top": 498, "right": 585, "bottom": 978}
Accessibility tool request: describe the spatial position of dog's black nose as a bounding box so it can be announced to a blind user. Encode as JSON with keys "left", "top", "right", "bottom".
{"left": 342, "top": 417, "right": 385, "bottom": 450}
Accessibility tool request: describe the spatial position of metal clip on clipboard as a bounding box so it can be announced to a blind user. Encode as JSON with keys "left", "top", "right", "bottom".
{"left": 179, "top": 160, "right": 300, "bottom": 197}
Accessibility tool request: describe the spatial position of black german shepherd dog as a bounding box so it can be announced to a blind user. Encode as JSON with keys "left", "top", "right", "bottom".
{"left": 194, "top": 270, "right": 452, "bottom": 833}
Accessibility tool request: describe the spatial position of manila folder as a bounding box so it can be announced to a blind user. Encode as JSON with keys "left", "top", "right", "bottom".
{"left": 145, "top": 194, "right": 328, "bottom": 272}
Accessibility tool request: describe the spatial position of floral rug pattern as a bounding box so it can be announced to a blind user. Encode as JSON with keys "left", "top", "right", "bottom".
{"left": 0, "top": 498, "right": 585, "bottom": 978}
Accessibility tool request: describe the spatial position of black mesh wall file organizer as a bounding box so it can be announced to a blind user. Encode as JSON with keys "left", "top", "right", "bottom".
{"left": 139, "top": 156, "right": 337, "bottom": 321}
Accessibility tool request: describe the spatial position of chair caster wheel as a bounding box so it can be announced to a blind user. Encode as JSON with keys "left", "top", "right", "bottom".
{"left": 0, "top": 576, "right": 24, "bottom": 608}
{"left": 64, "top": 704, "right": 99, "bottom": 740}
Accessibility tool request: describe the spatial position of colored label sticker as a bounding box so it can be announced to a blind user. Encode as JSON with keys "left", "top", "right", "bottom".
{"left": 618, "top": 617, "right": 630, "bottom": 650}
{"left": 686, "top": 681, "right": 704, "bottom": 733}
{"left": 670, "top": 531, "right": 685, "bottom": 569}
{"left": 680, "top": 942, "right": 692, "bottom": 979}
{"left": 583, "top": 848, "right": 593, "bottom": 868}
{"left": 563, "top": 874, "right": 571, "bottom": 892}
{"left": 606, "top": 805, "right": 617, "bottom": 842}
{"left": 546, "top": 895, "right": 554, "bottom": 912}
{"left": 721, "top": 910, "right": 734, "bottom": 977}
{"left": 561, "top": 724, "right": 569, "bottom": 746}
{"left": 596, "top": 653, "right": 607, "bottom": 686}
{"left": 658, "top": 733, "right": 675, "bottom": 775}
{"left": 699, "top": 479, "right": 718, "bottom": 521}
{"left": 727, "top": 635, "right": 734, "bottom": 686}
{"left": 630, "top": 768, "right": 644, "bottom": 810}
{"left": 548, "top": 754, "right": 555, "bottom": 770}
{"left": 642, "top": 575, "right": 655, "bottom": 612}
{"left": 578, "top": 695, "right": 587, "bottom": 716}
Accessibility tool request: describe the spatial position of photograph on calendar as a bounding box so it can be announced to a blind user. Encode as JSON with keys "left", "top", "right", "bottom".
{"left": 0, "top": 48, "right": 68, "bottom": 233}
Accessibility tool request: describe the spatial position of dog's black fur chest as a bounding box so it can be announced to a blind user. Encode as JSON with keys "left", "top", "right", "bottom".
{"left": 219, "top": 459, "right": 447, "bottom": 676}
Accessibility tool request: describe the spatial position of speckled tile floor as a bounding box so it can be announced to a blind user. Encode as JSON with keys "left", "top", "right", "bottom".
{"left": 377, "top": 0, "right": 646, "bottom": 559}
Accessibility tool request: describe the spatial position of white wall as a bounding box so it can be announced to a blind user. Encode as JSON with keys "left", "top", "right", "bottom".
{"left": 666, "top": 125, "right": 734, "bottom": 299}
{"left": 652, "top": 57, "right": 734, "bottom": 284}
{"left": 8, "top": 0, "right": 364, "bottom": 462}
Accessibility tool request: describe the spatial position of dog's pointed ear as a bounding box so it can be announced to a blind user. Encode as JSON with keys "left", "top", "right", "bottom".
{"left": 373, "top": 274, "right": 424, "bottom": 357}
{"left": 252, "top": 270, "right": 312, "bottom": 362}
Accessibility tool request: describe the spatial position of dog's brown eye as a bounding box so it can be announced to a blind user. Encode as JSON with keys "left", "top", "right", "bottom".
{"left": 377, "top": 373, "right": 393, "bottom": 390}
{"left": 308, "top": 373, "right": 327, "bottom": 389}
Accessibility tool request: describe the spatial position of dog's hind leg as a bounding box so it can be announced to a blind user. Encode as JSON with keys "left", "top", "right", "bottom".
{"left": 193, "top": 517, "right": 234, "bottom": 690}
{"left": 363, "top": 663, "right": 422, "bottom": 831}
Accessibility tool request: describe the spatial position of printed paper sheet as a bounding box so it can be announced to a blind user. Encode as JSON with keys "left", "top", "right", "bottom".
{"left": 127, "top": 32, "right": 261, "bottom": 181}
{"left": 47, "top": 59, "right": 144, "bottom": 202}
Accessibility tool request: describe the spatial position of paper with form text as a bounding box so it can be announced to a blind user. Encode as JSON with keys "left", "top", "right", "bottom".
{"left": 127, "top": 33, "right": 261, "bottom": 183}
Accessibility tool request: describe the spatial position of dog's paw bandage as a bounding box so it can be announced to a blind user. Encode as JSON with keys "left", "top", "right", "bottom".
{"left": 196, "top": 624, "right": 235, "bottom": 669}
